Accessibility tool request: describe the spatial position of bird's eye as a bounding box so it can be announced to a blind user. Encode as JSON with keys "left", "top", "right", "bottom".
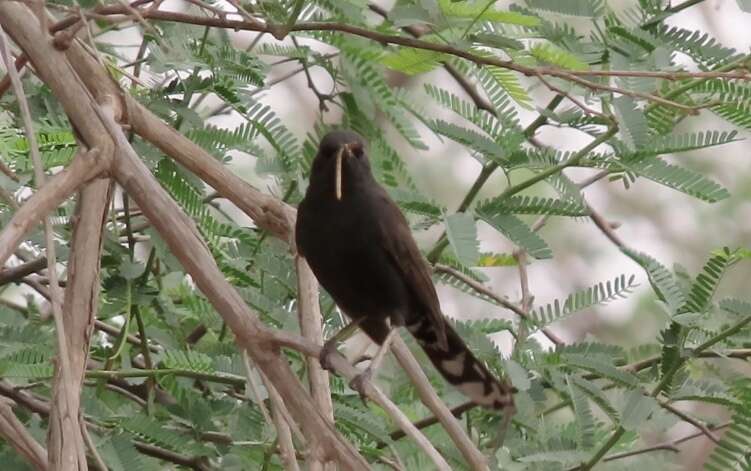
{"left": 350, "top": 143, "right": 364, "bottom": 158}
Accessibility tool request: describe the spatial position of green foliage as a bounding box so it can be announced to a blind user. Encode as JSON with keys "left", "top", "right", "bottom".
{"left": 530, "top": 274, "right": 638, "bottom": 327}
{"left": 681, "top": 247, "right": 741, "bottom": 314}
{"left": 382, "top": 48, "right": 445, "bottom": 75}
{"left": 477, "top": 194, "right": 589, "bottom": 216}
{"left": 476, "top": 209, "right": 552, "bottom": 259}
{"left": 616, "top": 154, "right": 730, "bottom": 202}
{"left": 530, "top": 43, "right": 589, "bottom": 70}
{"left": 704, "top": 380, "right": 751, "bottom": 471}
{"left": 444, "top": 212, "right": 481, "bottom": 266}
{"left": 566, "top": 375, "right": 596, "bottom": 448}
{"left": 525, "top": 0, "right": 605, "bottom": 17}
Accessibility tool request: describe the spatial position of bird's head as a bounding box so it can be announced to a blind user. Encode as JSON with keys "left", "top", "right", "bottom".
{"left": 311, "top": 130, "right": 371, "bottom": 201}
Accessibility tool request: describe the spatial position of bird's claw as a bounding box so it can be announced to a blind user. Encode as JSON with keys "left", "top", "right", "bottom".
{"left": 319, "top": 340, "right": 339, "bottom": 372}
{"left": 348, "top": 369, "right": 372, "bottom": 405}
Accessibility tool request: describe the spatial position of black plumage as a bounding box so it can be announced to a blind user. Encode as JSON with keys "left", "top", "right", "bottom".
{"left": 296, "top": 130, "right": 514, "bottom": 410}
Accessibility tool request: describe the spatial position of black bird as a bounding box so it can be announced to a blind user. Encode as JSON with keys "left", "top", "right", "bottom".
{"left": 296, "top": 130, "right": 514, "bottom": 410}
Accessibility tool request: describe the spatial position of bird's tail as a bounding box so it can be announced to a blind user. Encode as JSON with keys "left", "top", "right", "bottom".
{"left": 406, "top": 316, "right": 515, "bottom": 410}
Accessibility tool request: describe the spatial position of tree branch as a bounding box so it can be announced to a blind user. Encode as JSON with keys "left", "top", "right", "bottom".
{"left": 434, "top": 263, "right": 563, "bottom": 345}
{"left": 0, "top": 398, "right": 48, "bottom": 471}
{"left": 0, "top": 257, "right": 47, "bottom": 286}
{"left": 47, "top": 178, "right": 112, "bottom": 471}
{"left": 295, "top": 256, "right": 335, "bottom": 471}
{"left": 56, "top": 6, "right": 750, "bottom": 113}
{"left": 391, "top": 337, "right": 490, "bottom": 471}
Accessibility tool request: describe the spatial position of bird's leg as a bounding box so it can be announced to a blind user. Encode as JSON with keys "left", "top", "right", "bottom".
{"left": 319, "top": 319, "right": 363, "bottom": 371}
{"left": 349, "top": 328, "right": 398, "bottom": 402}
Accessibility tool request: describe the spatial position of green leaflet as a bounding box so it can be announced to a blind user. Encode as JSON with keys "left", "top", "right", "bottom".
{"left": 566, "top": 375, "right": 596, "bottom": 448}
{"left": 525, "top": 0, "right": 605, "bottom": 17}
{"left": 624, "top": 249, "right": 686, "bottom": 312}
{"left": 619, "top": 390, "right": 659, "bottom": 431}
{"left": 530, "top": 43, "right": 589, "bottom": 71}
{"left": 613, "top": 96, "right": 650, "bottom": 150}
{"left": 431, "top": 119, "right": 507, "bottom": 162}
{"left": 680, "top": 248, "right": 742, "bottom": 314}
{"left": 703, "top": 380, "right": 751, "bottom": 471}
{"left": 476, "top": 209, "right": 552, "bottom": 259}
{"left": 100, "top": 434, "right": 161, "bottom": 471}
{"left": 440, "top": 0, "right": 541, "bottom": 26}
{"left": 563, "top": 353, "right": 640, "bottom": 387}
{"left": 477, "top": 195, "right": 589, "bottom": 216}
{"left": 382, "top": 48, "right": 444, "bottom": 75}
{"left": 444, "top": 212, "right": 481, "bottom": 267}
{"left": 617, "top": 155, "right": 730, "bottom": 203}
{"left": 530, "top": 274, "right": 637, "bottom": 328}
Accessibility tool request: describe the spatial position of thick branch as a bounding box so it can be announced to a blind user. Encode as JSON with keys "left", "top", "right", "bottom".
{"left": 126, "top": 97, "right": 296, "bottom": 240}
{"left": 48, "top": 179, "right": 112, "bottom": 471}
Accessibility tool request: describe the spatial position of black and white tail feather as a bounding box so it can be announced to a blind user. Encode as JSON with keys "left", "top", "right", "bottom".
{"left": 406, "top": 316, "right": 515, "bottom": 410}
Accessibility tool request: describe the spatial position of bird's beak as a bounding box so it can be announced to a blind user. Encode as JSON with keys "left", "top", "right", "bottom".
{"left": 335, "top": 143, "right": 353, "bottom": 201}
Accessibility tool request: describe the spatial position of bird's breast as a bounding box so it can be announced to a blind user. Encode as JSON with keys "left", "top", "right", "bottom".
{"left": 296, "top": 190, "right": 409, "bottom": 318}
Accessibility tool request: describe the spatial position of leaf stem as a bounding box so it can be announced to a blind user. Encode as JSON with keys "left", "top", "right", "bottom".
{"left": 86, "top": 368, "right": 246, "bottom": 386}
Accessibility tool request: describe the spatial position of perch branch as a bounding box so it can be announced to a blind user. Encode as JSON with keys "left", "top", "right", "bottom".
{"left": 295, "top": 256, "right": 335, "bottom": 471}
{"left": 391, "top": 337, "right": 489, "bottom": 471}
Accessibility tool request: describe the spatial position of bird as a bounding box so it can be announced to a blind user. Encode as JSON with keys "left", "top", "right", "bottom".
{"left": 295, "top": 129, "right": 515, "bottom": 410}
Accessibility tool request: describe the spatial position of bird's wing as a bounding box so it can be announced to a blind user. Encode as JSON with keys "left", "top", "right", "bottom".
{"left": 375, "top": 193, "right": 448, "bottom": 350}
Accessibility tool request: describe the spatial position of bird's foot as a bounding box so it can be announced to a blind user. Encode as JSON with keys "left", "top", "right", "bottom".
{"left": 319, "top": 339, "right": 340, "bottom": 372}
{"left": 352, "top": 354, "right": 373, "bottom": 367}
{"left": 348, "top": 368, "right": 373, "bottom": 404}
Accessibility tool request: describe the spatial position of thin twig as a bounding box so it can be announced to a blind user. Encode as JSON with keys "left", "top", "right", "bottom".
{"left": 0, "top": 257, "right": 47, "bottom": 286}
{"left": 0, "top": 398, "right": 48, "bottom": 470}
{"left": 79, "top": 416, "right": 108, "bottom": 471}
{"left": 76, "top": 2, "right": 105, "bottom": 67}
{"left": 114, "top": 0, "right": 161, "bottom": 39}
{"left": 0, "top": 23, "right": 87, "bottom": 467}
{"left": 241, "top": 351, "right": 273, "bottom": 426}
{"left": 536, "top": 72, "right": 607, "bottom": 119}
{"left": 258, "top": 370, "right": 302, "bottom": 471}
{"left": 655, "top": 398, "right": 720, "bottom": 445}
{"left": 434, "top": 263, "right": 563, "bottom": 345}
{"left": 385, "top": 401, "right": 475, "bottom": 443}
{"left": 566, "top": 420, "right": 731, "bottom": 470}
{"left": 0, "top": 53, "right": 27, "bottom": 99}
{"left": 295, "top": 256, "right": 335, "bottom": 471}
{"left": 291, "top": 36, "right": 332, "bottom": 112}
{"left": 68, "top": 7, "right": 750, "bottom": 112}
